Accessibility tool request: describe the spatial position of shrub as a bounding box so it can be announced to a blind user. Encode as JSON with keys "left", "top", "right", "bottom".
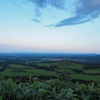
{"left": 0, "top": 78, "right": 100, "bottom": 100}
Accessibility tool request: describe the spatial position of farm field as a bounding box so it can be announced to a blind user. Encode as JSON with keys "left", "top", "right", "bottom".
{"left": 0, "top": 68, "right": 35, "bottom": 76}
{"left": 37, "top": 60, "right": 83, "bottom": 69}
{"left": 0, "top": 53, "right": 100, "bottom": 82}
{"left": 83, "top": 69, "right": 100, "bottom": 74}
{"left": 9, "top": 64, "right": 32, "bottom": 68}
{"left": 70, "top": 74, "right": 100, "bottom": 82}
{"left": 23, "top": 69, "right": 58, "bottom": 76}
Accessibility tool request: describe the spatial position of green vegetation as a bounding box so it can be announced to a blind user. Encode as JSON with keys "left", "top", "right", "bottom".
{"left": 9, "top": 64, "right": 30, "bottom": 68}
{"left": 70, "top": 74, "right": 100, "bottom": 82}
{"left": 24, "top": 69, "right": 58, "bottom": 76}
{"left": 0, "top": 53, "right": 100, "bottom": 99}
{"left": 0, "top": 78, "right": 100, "bottom": 100}
{"left": 0, "top": 60, "right": 100, "bottom": 82}
{"left": 38, "top": 61, "right": 83, "bottom": 69}
{"left": 83, "top": 69, "right": 100, "bottom": 74}
{"left": 0, "top": 53, "right": 100, "bottom": 82}
{"left": 0, "top": 69, "right": 34, "bottom": 76}
{"left": 37, "top": 63, "right": 52, "bottom": 66}
{"left": 55, "top": 69, "right": 74, "bottom": 73}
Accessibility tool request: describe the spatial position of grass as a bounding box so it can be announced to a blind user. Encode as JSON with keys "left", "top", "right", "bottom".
{"left": 0, "top": 69, "right": 34, "bottom": 76}
{"left": 24, "top": 69, "right": 58, "bottom": 76}
{"left": 0, "top": 60, "right": 100, "bottom": 82}
{"left": 37, "top": 63, "right": 52, "bottom": 67}
{"left": 56, "top": 62, "right": 83, "bottom": 69}
{"left": 70, "top": 74, "right": 100, "bottom": 82}
{"left": 9, "top": 64, "right": 33, "bottom": 68}
{"left": 55, "top": 69, "right": 75, "bottom": 73}
{"left": 83, "top": 69, "right": 100, "bottom": 74}
{"left": 37, "top": 60, "right": 83, "bottom": 69}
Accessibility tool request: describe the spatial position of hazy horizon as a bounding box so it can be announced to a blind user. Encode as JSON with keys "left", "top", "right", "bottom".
{"left": 0, "top": 0, "right": 100, "bottom": 54}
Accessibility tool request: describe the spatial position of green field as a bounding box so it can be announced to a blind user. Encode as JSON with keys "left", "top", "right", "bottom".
{"left": 38, "top": 61, "right": 83, "bottom": 69}
{"left": 24, "top": 69, "right": 58, "bottom": 76}
{"left": 9, "top": 64, "right": 33, "bottom": 68}
{"left": 55, "top": 69, "right": 75, "bottom": 73}
{"left": 83, "top": 69, "right": 100, "bottom": 74}
{"left": 0, "top": 69, "right": 34, "bottom": 76}
{"left": 37, "top": 62, "right": 53, "bottom": 67}
{"left": 70, "top": 74, "right": 100, "bottom": 82}
{"left": 0, "top": 60, "right": 100, "bottom": 82}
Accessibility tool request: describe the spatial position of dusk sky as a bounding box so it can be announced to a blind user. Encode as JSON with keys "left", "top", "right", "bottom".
{"left": 0, "top": 0, "right": 100, "bottom": 53}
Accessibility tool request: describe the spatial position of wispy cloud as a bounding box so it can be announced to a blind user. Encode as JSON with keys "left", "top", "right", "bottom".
{"left": 32, "top": 19, "right": 41, "bottom": 22}
{"left": 55, "top": 0, "right": 100, "bottom": 27}
{"left": 27, "top": 0, "right": 100, "bottom": 27}
{"left": 28, "top": 0, "right": 66, "bottom": 9}
{"left": 27, "top": 0, "right": 67, "bottom": 23}
{"left": 55, "top": 16, "right": 91, "bottom": 27}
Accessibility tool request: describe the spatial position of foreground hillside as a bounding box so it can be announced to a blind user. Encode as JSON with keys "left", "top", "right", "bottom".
{"left": 0, "top": 78, "right": 100, "bottom": 100}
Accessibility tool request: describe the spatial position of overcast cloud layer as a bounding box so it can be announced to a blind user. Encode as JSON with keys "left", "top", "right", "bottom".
{"left": 27, "top": 0, "right": 100, "bottom": 27}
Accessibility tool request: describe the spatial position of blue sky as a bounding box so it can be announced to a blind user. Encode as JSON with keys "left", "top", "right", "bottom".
{"left": 0, "top": 0, "right": 100, "bottom": 53}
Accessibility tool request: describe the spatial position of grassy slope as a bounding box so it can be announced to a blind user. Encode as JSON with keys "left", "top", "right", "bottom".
{"left": 23, "top": 69, "right": 58, "bottom": 76}
{"left": 0, "top": 69, "right": 34, "bottom": 76}
{"left": 37, "top": 61, "right": 83, "bottom": 69}
{"left": 9, "top": 64, "right": 33, "bottom": 68}
{"left": 0, "top": 60, "right": 100, "bottom": 82}
{"left": 83, "top": 69, "right": 100, "bottom": 74}
{"left": 70, "top": 74, "right": 100, "bottom": 82}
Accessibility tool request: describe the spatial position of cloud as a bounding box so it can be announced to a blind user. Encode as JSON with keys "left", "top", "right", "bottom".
{"left": 55, "top": 16, "right": 91, "bottom": 27}
{"left": 28, "top": 0, "right": 66, "bottom": 9}
{"left": 27, "top": 0, "right": 100, "bottom": 27}
{"left": 55, "top": 0, "right": 100, "bottom": 27}
{"left": 27, "top": 0, "right": 67, "bottom": 22}
{"left": 32, "top": 19, "right": 41, "bottom": 22}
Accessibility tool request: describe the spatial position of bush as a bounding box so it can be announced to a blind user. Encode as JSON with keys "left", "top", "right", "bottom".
{"left": 0, "top": 78, "right": 100, "bottom": 100}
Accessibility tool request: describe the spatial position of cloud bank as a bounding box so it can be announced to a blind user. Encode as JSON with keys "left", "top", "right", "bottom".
{"left": 27, "top": 0, "right": 100, "bottom": 27}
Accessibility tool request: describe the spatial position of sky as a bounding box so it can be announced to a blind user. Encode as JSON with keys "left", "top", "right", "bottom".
{"left": 0, "top": 0, "right": 100, "bottom": 54}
